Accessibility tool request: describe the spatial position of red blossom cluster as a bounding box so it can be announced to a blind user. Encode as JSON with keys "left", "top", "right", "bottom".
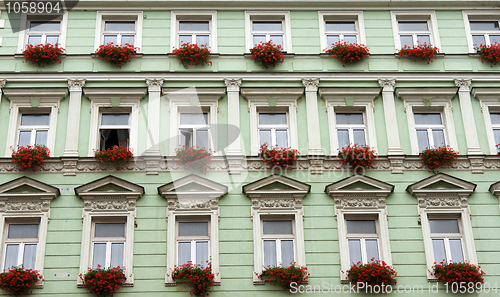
{"left": 258, "top": 263, "right": 309, "bottom": 290}
{"left": 420, "top": 145, "right": 458, "bottom": 172}
{"left": 80, "top": 265, "right": 125, "bottom": 297}
{"left": 475, "top": 43, "right": 500, "bottom": 66}
{"left": 93, "top": 145, "right": 134, "bottom": 169}
{"left": 23, "top": 43, "right": 65, "bottom": 67}
{"left": 95, "top": 42, "right": 138, "bottom": 68}
{"left": 397, "top": 43, "right": 439, "bottom": 63}
{"left": 249, "top": 41, "right": 285, "bottom": 69}
{"left": 0, "top": 267, "right": 43, "bottom": 296}
{"left": 259, "top": 143, "right": 300, "bottom": 170}
{"left": 175, "top": 145, "right": 213, "bottom": 172}
{"left": 338, "top": 144, "right": 378, "bottom": 173}
{"left": 173, "top": 261, "right": 215, "bottom": 296}
{"left": 347, "top": 259, "right": 397, "bottom": 288}
{"left": 432, "top": 261, "right": 485, "bottom": 285}
{"left": 324, "top": 41, "right": 369, "bottom": 66}
{"left": 173, "top": 43, "right": 212, "bottom": 68}
{"left": 11, "top": 145, "right": 50, "bottom": 171}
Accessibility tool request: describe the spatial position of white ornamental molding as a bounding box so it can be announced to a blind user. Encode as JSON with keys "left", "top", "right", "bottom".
{"left": 146, "top": 78, "right": 164, "bottom": 92}
{"left": 224, "top": 78, "right": 242, "bottom": 92}
{"left": 0, "top": 176, "right": 60, "bottom": 213}
{"left": 378, "top": 78, "right": 395, "bottom": 91}
{"left": 68, "top": 79, "right": 86, "bottom": 92}
{"left": 302, "top": 78, "right": 319, "bottom": 92}
{"left": 454, "top": 78, "right": 472, "bottom": 92}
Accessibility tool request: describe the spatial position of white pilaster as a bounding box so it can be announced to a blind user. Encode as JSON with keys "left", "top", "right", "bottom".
{"left": 302, "top": 78, "right": 323, "bottom": 156}
{"left": 379, "top": 78, "right": 403, "bottom": 155}
{"left": 224, "top": 78, "right": 243, "bottom": 155}
{"left": 455, "top": 78, "right": 482, "bottom": 155}
{"left": 145, "top": 78, "right": 164, "bottom": 156}
{"left": 63, "top": 79, "right": 85, "bottom": 157}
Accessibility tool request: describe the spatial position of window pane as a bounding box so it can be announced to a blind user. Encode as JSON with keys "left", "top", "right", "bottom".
{"left": 29, "top": 21, "right": 60, "bottom": 32}
{"left": 178, "top": 242, "right": 191, "bottom": 266}
{"left": 260, "top": 130, "right": 271, "bottom": 146}
{"left": 326, "top": 35, "right": 340, "bottom": 47}
{"left": 103, "top": 35, "right": 118, "bottom": 45}
{"left": 23, "top": 244, "right": 37, "bottom": 270}
{"left": 490, "top": 35, "right": 500, "bottom": 44}
{"left": 493, "top": 129, "right": 500, "bottom": 145}
{"left": 100, "top": 129, "right": 129, "bottom": 149}
{"left": 348, "top": 239, "right": 362, "bottom": 265}
{"left": 344, "top": 35, "right": 357, "bottom": 44}
{"left": 432, "top": 239, "right": 447, "bottom": 263}
{"left": 275, "top": 130, "right": 288, "bottom": 148}
{"left": 281, "top": 240, "right": 294, "bottom": 267}
{"left": 490, "top": 113, "right": 500, "bottom": 125}
{"left": 196, "top": 241, "right": 209, "bottom": 267}
{"left": 259, "top": 113, "right": 287, "bottom": 125}
{"left": 196, "top": 35, "right": 210, "bottom": 46}
{"left": 429, "top": 219, "right": 460, "bottom": 234}
{"left": 179, "top": 21, "right": 210, "bottom": 32}
{"left": 414, "top": 113, "right": 442, "bottom": 125}
{"left": 263, "top": 240, "right": 277, "bottom": 267}
{"left": 180, "top": 113, "right": 208, "bottom": 125}
{"left": 400, "top": 35, "right": 414, "bottom": 48}
{"left": 365, "top": 239, "right": 379, "bottom": 262}
{"left": 353, "top": 130, "right": 366, "bottom": 145}
{"left": 326, "top": 22, "right": 356, "bottom": 32}
{"left": 21, "top": 114, "right": 50, "bottom": 126}
{"left": 432, "top": 129, "right": 446, "bottom": 147}
{"left": 179, "top": 128, "right": 193, "bottom": 147}
{"left": 8, "top": 224, "right": 39, "bottom": 239}
{"left": 95, "top": 223, "right": 125, "bottom": 238}
{"left": 178, "top": 222, "right": 209, "bottom": 237}
{"left": 101, "top": 114, "right": 129, "bottom": 126}
{"left": 179, "top": 35, "right": 192, "bottom": 45}
{"left": 46, "top": 36, "right": 59, "bottom": 45}
{"left": 337, "top": 130, "right": 349, "bottom": 149}
{"left": 336, "top": 113, "right": 364, "bottom": 125}
{"left": 110, "top": 243, "right": 124, "bottom": 268}
{"left": 263, "top": 220, "right": 293, "bottom": 235}
{"left": 4, "top": 245, "right": 19, "bottom": 270}
{"left": 121, "top": 35, "right": 135, "bottom": 46}
{"left": 472, "top": 35, "right": 487, "bottom": 46}
{"left": 417, "top": 130, "right": 430, "bottom": 152}
{"left": 346, "top": 220, "right": 376, "bottom": 234}
{"left": 92, "top": 243, "right": 106, "bottom": 269}
{"left": 253, "top": 21, "right": 282, "bottom": 32}
{"left": 27, "top": 35, "right": 42, "bottom": 45}
{"left": 417, "top": 35, "right": 431, "bottom": 45}
{"left": 449, "top": 239, "right": 464, "bottom": 263}
{"left": 35, "top": 131, "right": 48, "bottom": 146}
{"left": 399, "top": 22, "right": 429, "bottom": 32}
{"left": 196, "top": 130, "right": 209, "bottom": 151}
{"left": 470, "top": 21, "right": 499, "bottom": 31}
{"left": 104, "top": 21, "right": 135, "bottom": 32}
{"left": 18, "top": 131, "right": 32, "bottom": 148}
{"left": 253, "top": 35, "right": 266, "bottom": 45}
{"left": 270, "top": 35, "right": 283, "bottom": 47}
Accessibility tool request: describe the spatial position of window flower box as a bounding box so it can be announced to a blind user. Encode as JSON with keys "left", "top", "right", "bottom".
{"left": 259, "top": 143, "right": 299, "bottom": 170}
{"left": 175, "top": 146, "right": 213, "bottom": 172}
{"left": 257, "top": 264, "right": 309, "bottom": 290}
{"left": 338, "top": 144, "right": 377, "bottom": 174}
{"left": 249, "top": 41, "right": 285, "bottom": 69}
{"left": 93, "top": 145, "right": 134, "bottom": 169}
{"left": 94, "top": 42, "right": 138, "bottom": 68}
{"left": 80, "top": 266, "right": 125, "bottom": 297}
{"left": 23, "top": 43, "right": 65, "bottom": 67}
{"left": 173, "top": 43, "right": 212, "bottom": 68}
{"left": 432, "top": 262, "right": 485, "bottom": 286}
{"left": 475, "top": 43, "right": 500, "bottom": 66}
{"left": 173, "top": 262, "right": 215, "bottom": 296}
{"left": 11, "top": 145, "right": 50, "bottom": 171}
{"left": 419, "top": 145, "right": 458, "bottom": 172}
{"left": 0, "top": 267, "right": 43, "bottom": 296}
{"left": 347, "top": 260, "right": 397, "bottom": 289}
{"left": 324, "top": 41, "right": 369, "bottom": 66}
{"left": 397, "top": 43, "right": 439, "bottom": 63}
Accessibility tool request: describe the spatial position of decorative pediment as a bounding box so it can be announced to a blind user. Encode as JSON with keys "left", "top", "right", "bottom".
{"left": 158, "top": 174, "right": 228, "bottom": 210}
{"left": 0, "top": 176, "right": 60, "bottom": 212}
{"left": 325, "top": 175, "right": 394, "bottom": 209}
{"left": 243, "top": 175, "right": 310, "bottom": 209}
{"left": 488, "top": 181, "right": 500, "bottom": 198}
{"left": 407, "top": 173, "right": 476, "bottom": 209}
{"left": 74, "top": 175, "right": 144, "bottom": 211}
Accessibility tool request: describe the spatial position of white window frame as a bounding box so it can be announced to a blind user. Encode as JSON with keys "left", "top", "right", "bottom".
{"left": 245, "top": 11, "right": 292, "bottom": 53}
{"left": 178, "top": 111, "right": 212, "bottom": 150}
{"left": 261, "top": 218, "right": 296, "bottom": 267}
{"left": 413, "top": 111, "right": 447, "bottom": 151}
{"left": 472, "top": 88, "right": 500, "bottom": 154}
{"left": 170, "top": 11, "right": 217, "bottom": 52}
{"left": 395, "top": 87, "right": 459, "bottom": 155}
{"left": 17, "top": 12, "right": 68, "bottom": 53}
{"left": 3, "top": 88, "right": 68, "bottom": 157}
{"left": 319, "top": 87, "right": 379, "bottom": 156}
{"left": 391, "top": 11, "right": 441, "bottom": 51}
{"left": 16, "top": 112, "right": 51, "bottom": 148}
{"left": 325, "top": 175, "right": 393, "bottom": 282}
{"left": 176, "top": 218, "right": 211, "bottom": 267}
{"left": 463, "top": 11, "right": 500, "bottom": 53}
{"left": 243, "top": 175, "right": 310, "bottom": 284}
{"left": 345, "top": 217, "right": 380, "bottom": 265}
{"left": 428, "top": 217, "right": 465, "bottom": 263}
{"left": 94, "top": 11, "right": 143, "bottom": 52}
{"left": 90, "top": 219, "right": 127, "bottom": 269}
{"left": 407, "top": 173, "right": 477, "bottom": 281}
{"left": 98, "top": 109, "right": 132, "bottom": 150}
{"left": 318, "top": 11, "right": 366, "bottom": 51}
{"left": 257, "top": 111, "right": 290, "bottom": 148}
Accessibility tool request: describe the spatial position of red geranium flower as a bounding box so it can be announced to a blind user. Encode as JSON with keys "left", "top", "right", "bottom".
{"left": 173, "top": 43, "right": 212, "bottom": 68}
{"left": 397, "top": 43, "right": 439, "bottom": 63}
{"left": 94, "top": 42, "right": 138, "bottom": 68}
{"left": 324, "top": 41, "right": 369, "bottom": 66}
{"left": 23, "top": 43, "right": 65, "bottom": 67}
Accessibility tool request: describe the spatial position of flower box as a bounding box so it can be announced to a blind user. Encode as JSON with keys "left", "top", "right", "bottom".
{"left": 95, "top": 42, "right": 138, "bottom": 68}
{"left": 432, "top": 262, "right": 485, "bottom": 286}
{"left": 397, "top": 43, "right": 440, "bottom": 63}
{"left": 324, "top": 41, "right": 369, "bottom": 66}
{"left": 173, "top": 43, "right": 212, "bottom": 68}
{"left": 80, "top": 266, "right": 125, "bottom": 297}
{"left": 11, "top": 145, "right": 50, "bottom": 171}
{"left": 347, "top": 260, "right": 397, "bottom": 289}
{"left": 173, "top": 262, "right": 215, "bottom": 296}
{"left": 93, "top": 145, "right": 134, "bottom": 169}
{"left": 259, "top": 143, "right": 300, "bottom": 170}
{"left": 475, "top": 43, "right": 500, "bottom": 66}
{"left": 419, "top": 145, "right": 458, "bottom": 172}
{"left": 338, "top": 144, "right": 377, "bottom": 174}
{"left": 257, "top": 264, "right": 309, "bottom": 290}
{"left": 23, "top": 43, "right": 65, "bottom": 67}
{"left": 0, "top": 267, "right": 43, "bottom": 296}
{"left": 175, "top": 146, "right": 213, "bottom": 172}
{"left": 249, "top": 41, "right": 285, "bottom": 69}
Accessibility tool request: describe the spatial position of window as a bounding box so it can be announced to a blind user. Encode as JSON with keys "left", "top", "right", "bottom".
{"left": 491, "top": 112, "right": 500, "bottom": 146}
{"left": 178, "top": 21, "right": 210, "bottom": 46}
{"left": 429, "top": 219, "right": 464, "bottom": 263}
{"left": 17, "top": 113, "right": 50, "bottom": 148}
{"left": 95, "top": 12, "right": 143, "bottom": 51}
{"left": 397, "top": 21, "right": 432, "bottom": 47}
{"left": 99, "top": 111, "right": 130, "bottom": 150}
{"left": 245, "top": 12, "right": 292, "bottom": 52}
{"left": 179, "top": 112, "right": 210, "bottom": 151}
{"left": 258, "top": 113, "right": 289, "bottom": 148}
{"left": 103, "top": 21, "right": 136, "bottom": 46}
{"left": 391, "top": 11, "right": 441, "bottom": 50}
{"left": 414, "top": 113, "right": 446, "bottom": 152}
{"left": 471, "top": 88, "right": 500, "bottom": 154}
{"left": 3, "top": 222, "right": 39, "bottom": 271}
{"left": 318, "top": 12, "right": 366, "bottom": 51}
{"left": 176, "top": 220, "right": 210, "bottom": 268}
{"left": 171, "top": 11, "right": 217, "bottom": 51}
{"left": 346, "top": 219, "right": 379, "bottom": 265}
{"left": 335, "top": 113, "right": 366, "bottom": 149}
{"left": 91, "top": 221, "right": 126, "bottom": 269}
{"left": 17, "top": 14, "right": 68, "bottom": 52}
{"left": 262, "top": 220, "right": 295, "bottom": 267}
{"left": 463, "top": 11, "right": 500, "bottom": 52}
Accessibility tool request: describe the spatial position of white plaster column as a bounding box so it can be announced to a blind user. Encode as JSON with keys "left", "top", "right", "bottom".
{"left": 455, "top": 78, "right": 482, "bottom": 155}
{"left": 302, "top": 78, "right": 323, "bottom": 156}
{"left": 224, "top": 78, "right": 243, "bottom": 155}
{"left": 145, "top": 78, "right": 164, "bottom": 156}
{"left": 63, "top": 79, "right": 85, "bottom": 157}
{"left": 379, "top": 78, "right": 403, "bottom": 155}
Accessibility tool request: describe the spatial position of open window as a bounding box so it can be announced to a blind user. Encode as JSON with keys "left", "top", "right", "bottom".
{"left": 98, "top": 110, "right": 131, "bottom": 150}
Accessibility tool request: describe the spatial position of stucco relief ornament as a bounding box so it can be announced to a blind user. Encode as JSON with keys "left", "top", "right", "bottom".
{"left": 254, "top": 199, "right": 295, "bottom": 208}
{"left": 68, "top": 79, "right": 86, "bottom": 91}
{"left": 335, "top": 197, "right": 378, "bottom": 208}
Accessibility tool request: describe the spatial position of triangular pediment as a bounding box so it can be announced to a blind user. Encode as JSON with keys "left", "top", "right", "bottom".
{"left": 325, "top": 175, "right": 394, "bottom": 195}
{"left": 0, "top": 176, "right": 60, "bottom": 198}
{"left": 158, "top": 174, "right": 228, "bottom": 198}
{"left": 407, "top": 173, "right": 476, "bottom": 196}
{"left": 489, "top": 181, "right": 500, "bottom": 197}
{"left": 74, "top": 175, "right": 144, "bottom": 197}
{"left": 243, "top": 175, "right": 310, "bottom": 197}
